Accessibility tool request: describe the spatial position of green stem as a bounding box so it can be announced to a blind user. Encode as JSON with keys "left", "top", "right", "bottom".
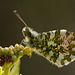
{"left": 3, "top": 67, "right": 10, "bottom": 75}
{"left": 2, "top": 58, "right": 21, "bottom": 75}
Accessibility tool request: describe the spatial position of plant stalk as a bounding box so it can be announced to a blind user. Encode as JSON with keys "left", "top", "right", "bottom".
{"left": 3, "top": 67, "right": 10, "bottom": 75}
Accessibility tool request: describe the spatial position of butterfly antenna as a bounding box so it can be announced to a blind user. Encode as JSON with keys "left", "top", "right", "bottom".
{"left": 13, "top": 10, "right": 28, "bottom": 28}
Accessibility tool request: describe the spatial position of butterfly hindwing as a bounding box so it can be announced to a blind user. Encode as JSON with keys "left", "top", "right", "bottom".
{"left": 30, "top": 29, "right": 75, "bottom": 67}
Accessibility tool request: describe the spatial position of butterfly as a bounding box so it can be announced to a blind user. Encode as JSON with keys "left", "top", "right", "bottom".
{"left": 13, "top": 10, "right": 75, "bottom": 68}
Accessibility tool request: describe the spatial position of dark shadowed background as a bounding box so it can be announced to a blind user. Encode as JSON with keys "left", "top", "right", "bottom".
{"left": 0, "top": 0, "right": 75, "bottom": 75}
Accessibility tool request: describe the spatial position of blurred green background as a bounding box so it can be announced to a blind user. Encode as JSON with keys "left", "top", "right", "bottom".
{"left": 0, "top": 0, "right": 75, "bottom": 75}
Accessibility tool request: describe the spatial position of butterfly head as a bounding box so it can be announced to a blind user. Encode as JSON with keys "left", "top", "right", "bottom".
{"left": 22, "top": 27, "right": 31, "bottom": 37}
{"left": 22, "top": 27, "right": 39, "bottom": 38}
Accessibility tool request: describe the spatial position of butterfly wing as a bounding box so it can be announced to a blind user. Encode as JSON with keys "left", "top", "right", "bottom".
{"left": 30, "top": 29, "right": 75, "bottom": 67}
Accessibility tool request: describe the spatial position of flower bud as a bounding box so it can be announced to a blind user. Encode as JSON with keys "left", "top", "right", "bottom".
{"left": 3, "top": 47, "right": 9, "bottom": 54}
{"left": 12, "top": 55, "right": 17, "bottom": 60}
{"left": 19, "top": 51, "right": 23, "bottom": 55}
{"left": 15, "top": 44, "right": 19, "bottom": 49}
{"left": 8, "top": 47, "right": 14, "bottom": 56}
{"left": 0, "top": 46, "right": 3, "bottom": 52}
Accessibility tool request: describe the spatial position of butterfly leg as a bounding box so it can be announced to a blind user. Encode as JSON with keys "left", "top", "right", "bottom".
{"left": 20, "top": 39, "right": 26, "bottom": 45}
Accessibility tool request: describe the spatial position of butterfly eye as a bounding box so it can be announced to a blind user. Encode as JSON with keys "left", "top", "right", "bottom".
{"left": 22, "top": 27, "right": 31, "bottom": 37}
{"left": 24, "top": 31, "right": 28, "bottom": 36}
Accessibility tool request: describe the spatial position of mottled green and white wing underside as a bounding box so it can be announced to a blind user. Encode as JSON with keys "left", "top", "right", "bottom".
{"left": 31, "top": 29, "right": 75, "bottom": 68}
